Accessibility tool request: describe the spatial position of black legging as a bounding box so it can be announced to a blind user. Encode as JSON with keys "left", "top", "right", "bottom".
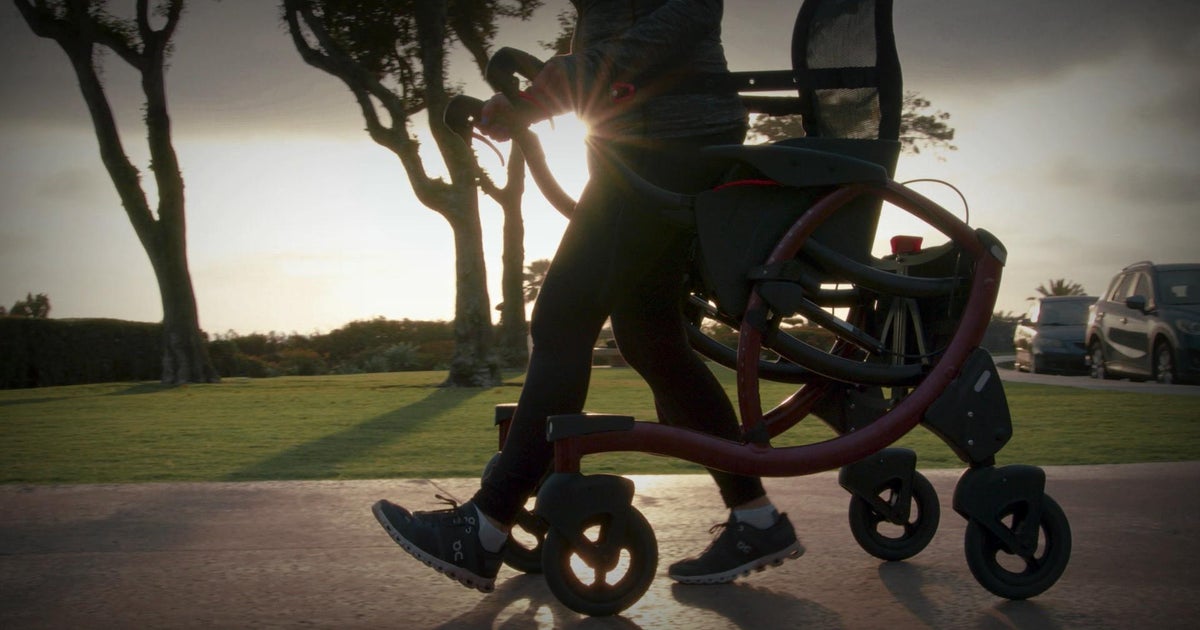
{"left": 473, "top": 129, "right": 766, "bottom": 525}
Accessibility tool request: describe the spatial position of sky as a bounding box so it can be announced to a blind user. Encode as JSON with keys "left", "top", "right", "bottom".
{"left": 1, "top": 0, "right": 1197, "bottom": 335}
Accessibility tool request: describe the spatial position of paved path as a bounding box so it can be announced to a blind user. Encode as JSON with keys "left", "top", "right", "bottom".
{"left": 2, "top": 462, "right": 1198, "bottom": 629}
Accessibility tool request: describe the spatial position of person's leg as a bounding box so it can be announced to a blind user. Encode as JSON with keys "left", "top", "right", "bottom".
{"left": 372, "top": 140, "right": 662, "bottom": 591}
{"left": 609, "top": 244, "right": 768, "bottom": 509}
{"left": 613, "top": 285, "right": 806, "bottom": 584}
{"left": 601, "top": 133, "right": 804, "bottom": 583}
{"left": 470, "top": 151, "right": 652, "bottom": 526}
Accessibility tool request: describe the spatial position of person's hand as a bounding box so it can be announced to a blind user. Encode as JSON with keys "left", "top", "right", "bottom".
{"left": 479, "top": 93, "right": 518, "bottom": 142}
{"left": 477, "top": 56, "right": 575, "bottom": 141}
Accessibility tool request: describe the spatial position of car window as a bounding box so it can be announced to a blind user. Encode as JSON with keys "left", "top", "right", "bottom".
{"left": 1110, "top": 273, "right": 1133, "bottom": 301}
{"left": 1131, "top": 273, "right": 1152, "bottom": 304}
{"left": 1024, "top": 301, "right": 1039, "bottom": 323}
{"left": 1103, "top": 275, "right": 1122, "bottom": 301}
{"left": 1039, "top": 300, "right": 1092, "bottom": 325}
{"left": 1158, "top": 269, "right": 1200, "bottom": 306}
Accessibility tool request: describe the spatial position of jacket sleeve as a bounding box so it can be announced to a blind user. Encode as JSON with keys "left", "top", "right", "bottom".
{"left": 570, "top": 0, "right": 724, "bottom": 89}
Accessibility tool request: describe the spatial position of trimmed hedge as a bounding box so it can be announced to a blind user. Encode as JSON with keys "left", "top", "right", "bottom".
{"left": 0, "top": 314, "right": 1019, "bottom": 389}
{"left": 0, "top": 318, "right": 162, "bottom": 389}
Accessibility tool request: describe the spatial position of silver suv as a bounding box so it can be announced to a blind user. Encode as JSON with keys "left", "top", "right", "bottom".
{"left": 1085, "top": 261, "right": 1200, "bottom": 384}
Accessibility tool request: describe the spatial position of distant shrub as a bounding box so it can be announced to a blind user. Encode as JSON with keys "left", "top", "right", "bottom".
{"left": 277, "top": 348, "right": 327, "bottom": 376}
{"left": 0, "top": 318, "right": 161, "bottom": 388}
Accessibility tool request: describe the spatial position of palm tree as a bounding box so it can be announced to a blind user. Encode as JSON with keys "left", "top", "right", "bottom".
{"left": 1035, "top": 279, "right": 1087, "bottom": 297}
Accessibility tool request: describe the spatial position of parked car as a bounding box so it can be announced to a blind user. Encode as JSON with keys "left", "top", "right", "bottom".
{"left": 1085, "top": 261, "right": 1200, "bottom": 384}
{"left": 1013, "top": 295, "right": 1096, "bottom": 374}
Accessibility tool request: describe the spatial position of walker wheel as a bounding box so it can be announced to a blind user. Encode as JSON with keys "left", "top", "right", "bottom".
{"left": 848, "top": 471, "right": 940, "bottom": 561}
{"left": 542, "top": 507, "right": 657, "bottom": 616}
{"left": 963, "top": 493, "right": 1071, "bottom": 599}
{"left": 504, "top": 507, "right": 547, "bottom": 574}
{"left": 481, "top": 453, "right": 545, "bottom": 573}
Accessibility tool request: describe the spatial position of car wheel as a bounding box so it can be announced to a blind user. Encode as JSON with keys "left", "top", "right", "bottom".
{"left": 1088, "top": 342, "right": 1109, "bottom": 380}
{"left": 1154, "top": 341, "right": 1176, "bottom": 385}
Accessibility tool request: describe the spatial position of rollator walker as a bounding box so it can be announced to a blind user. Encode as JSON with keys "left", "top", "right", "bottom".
{"left": 447, "top": 0, "right": 1071, "bottom": 616}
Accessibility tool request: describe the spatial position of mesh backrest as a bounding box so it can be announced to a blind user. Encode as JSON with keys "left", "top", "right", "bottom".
{"left": 791, "top": 0, "right": 901, "bottom": 141}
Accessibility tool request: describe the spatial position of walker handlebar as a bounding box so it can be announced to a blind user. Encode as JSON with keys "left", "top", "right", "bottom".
{"left": 443, "top": 47, "right": 547, "bottom": 141}
{"left": 443, "top": 94, "right": 484, "bottom": 143}
{"left": 443, "top": 49, "right": 579, "bottom": 217}
{"left": 443, "top": 48, "right": 692, "bottom": 219}
{"left": 485, "top": 47, "right": 546, "bottom": 100}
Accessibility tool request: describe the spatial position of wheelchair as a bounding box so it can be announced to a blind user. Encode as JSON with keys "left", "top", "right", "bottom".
{"left": 448, "top": 0, "right": 1071, "bottom": 616}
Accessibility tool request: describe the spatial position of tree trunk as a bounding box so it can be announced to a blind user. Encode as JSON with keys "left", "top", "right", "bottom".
{"left": 154, "top": 239, "right": 219, "bottom": 384}
{"left": 139, "top": 15, "right": 219, "bottom": 385}
{"left": 496, "top": 145, "right": 529, "bottom": 369}
{"left": 445, "top": 190, "right": 502, "bottom": 387}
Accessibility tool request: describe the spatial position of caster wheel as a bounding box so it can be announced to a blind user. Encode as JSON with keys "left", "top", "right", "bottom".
{"left": 964, "top": 493, "right": 1071, "bottom": 599}
{"left": 848, "top": 471, "right": 940, "bottom": 561}
{"left": 482, "top": 453, "right": 545, "bottom": 573}
{"left": 542, "top": 507, "right": 657, "bottom": 617}
{"left": 503, "top": 506, "right": 546, "bottom": 574}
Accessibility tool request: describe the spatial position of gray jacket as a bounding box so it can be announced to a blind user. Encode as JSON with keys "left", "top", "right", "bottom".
{"left": 565, "top": 0, "right": 747, "bottom": 139}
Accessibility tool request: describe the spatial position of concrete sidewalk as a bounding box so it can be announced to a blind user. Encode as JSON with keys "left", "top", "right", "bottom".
{"left": 2, "top": 462, "right": 1198, "bottom": 629}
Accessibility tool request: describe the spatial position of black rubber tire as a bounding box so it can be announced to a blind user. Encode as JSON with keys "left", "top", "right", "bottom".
{"left": 542, "top": 508, "right": 658, "bottom": 617}
{"left": 1088, "top": 341, "right": 1110, "bottom": 380}
{"left": 503, "top": 508, "right": 546, "bottom": 574}
{"left": 1154, "top": 340, "right": 1176, "bottom": 384}
{"left": 963, "top": 493, "right": 1071, "bottom": 600}
{"left": 848, "top": 471, "right": 940, "bottom": 561}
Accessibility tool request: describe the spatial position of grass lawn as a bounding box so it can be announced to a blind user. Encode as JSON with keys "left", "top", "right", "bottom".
{"left": 1, "top": 369, "right": 1197, "bottom": 484}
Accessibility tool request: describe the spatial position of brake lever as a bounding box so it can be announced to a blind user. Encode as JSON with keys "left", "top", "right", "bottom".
{"left": 443, "top": 94, "right": 505, "bottom": 165}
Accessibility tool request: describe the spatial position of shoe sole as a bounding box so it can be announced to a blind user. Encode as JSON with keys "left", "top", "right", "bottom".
{"left": 669, "top": 541, "right": 806, "bottom": 585}
{"left": 371, "top": 500, "right": 496, "bottom": 593}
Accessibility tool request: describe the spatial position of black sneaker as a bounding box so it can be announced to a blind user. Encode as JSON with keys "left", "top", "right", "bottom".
{"left": 372, "top": 497, "right": 504, "bottom": 593}
{"left": 668, "top": 512, "right": 804, "bottom": 585}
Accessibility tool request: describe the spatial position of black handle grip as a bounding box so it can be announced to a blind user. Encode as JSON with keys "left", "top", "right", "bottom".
{"left": 485, "top": 47, "right": 547, "bottom": 100}
{"left": 444, "top": 95, "right": 484, "bottom": 141}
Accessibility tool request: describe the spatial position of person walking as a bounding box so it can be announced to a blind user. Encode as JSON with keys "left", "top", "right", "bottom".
{"left": 373, "top": 0, "right": 803, "bottom": 592}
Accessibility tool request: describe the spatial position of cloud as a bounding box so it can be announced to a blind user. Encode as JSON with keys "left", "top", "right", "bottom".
{"left": 0, "top": 2, "right": 362, "bottom": 137}
{"left": 896, "top": 0, "right": 1200, "bottom": 88}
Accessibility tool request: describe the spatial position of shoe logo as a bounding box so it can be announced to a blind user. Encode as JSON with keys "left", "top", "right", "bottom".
{"left": 737, "top": 541, "right": 753, "bottom": 555}
{"left": 452, "top": 539, "right": 465, "bottom": 562}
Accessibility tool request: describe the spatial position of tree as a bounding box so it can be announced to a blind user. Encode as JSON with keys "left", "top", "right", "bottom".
{"left": 9, "top": 292, "right": 52, "bottom": 318}
{"left": 480, "top": 139, "right": 530, "bottom": 369}
{"left": 538, "top": 7, "right": 573, "bottom": 55}
{"left": 749, "top": 90, "right": 957, "bottom": 156}
{"left": 282, "top": 0, "right": 541, "bottom": 385}
{"left": 898, "top": 92, "right": 956, "bottom": 155}
{"left": 1036, "top": 279, "right": 1087, "bottom": 297}
{"left": 14, "top": 0, "right": 218, "bottom": 385}
{"left": 522, "top": 257, "right": 551, "bottom": 304}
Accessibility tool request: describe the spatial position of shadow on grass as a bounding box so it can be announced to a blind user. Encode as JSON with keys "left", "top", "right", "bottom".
{"left": 223, "top": 385, "right": 491, "bottom": 481}
{"left": 0, "top": 396, "right": 67, "bottom": 407}
{"left": 0, "top": 382, "right": 171, "bottom": 406}
{"left": 108, "top": 383, "right": 175, "bottom": 396}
